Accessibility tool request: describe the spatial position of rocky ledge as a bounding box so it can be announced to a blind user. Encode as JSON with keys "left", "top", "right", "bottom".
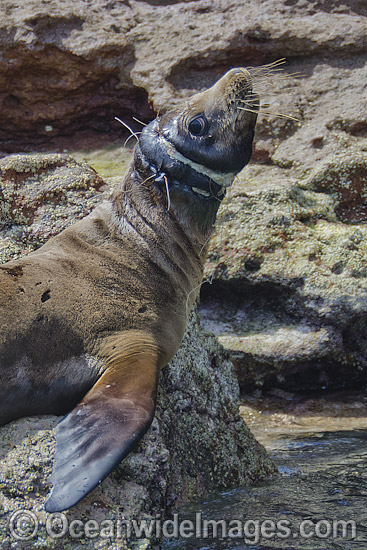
{"left": 0, "top": 0, "right": 366, "bottom": 159}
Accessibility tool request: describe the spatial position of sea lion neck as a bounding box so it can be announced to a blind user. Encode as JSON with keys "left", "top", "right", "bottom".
{"left": 111, "top": 67, "right": 259, "bottom": 261}
{"left": 111, "top": 162, "right": 214, "bottom": 256}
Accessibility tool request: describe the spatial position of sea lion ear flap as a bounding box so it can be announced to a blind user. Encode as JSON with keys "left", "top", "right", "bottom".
{"left": 45, "top": 334, "right": 160, "bottom": 513}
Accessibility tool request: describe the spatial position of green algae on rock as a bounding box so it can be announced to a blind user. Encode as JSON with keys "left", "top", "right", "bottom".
{"left": 0, "top": 153, "right": 275, "bottom": 549}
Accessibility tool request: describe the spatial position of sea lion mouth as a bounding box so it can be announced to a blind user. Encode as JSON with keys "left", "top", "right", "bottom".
{"left": 136, "top": 118, "right": 228, "bottom": 202}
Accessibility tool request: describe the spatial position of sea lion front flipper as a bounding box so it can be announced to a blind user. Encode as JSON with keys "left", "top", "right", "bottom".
{"left": 45, "top": 333, "right": 160, "bottom": 513}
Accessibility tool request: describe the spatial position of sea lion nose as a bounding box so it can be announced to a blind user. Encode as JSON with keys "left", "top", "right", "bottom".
{"left": 228, "top": 68, "right": 252, "bottom": 82}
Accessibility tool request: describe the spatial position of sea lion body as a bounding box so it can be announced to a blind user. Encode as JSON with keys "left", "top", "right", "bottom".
{"left": 0, "top": 68, "right": 258, "bottom": 511}
{"left": 0, "top": 201, "right": 195, "bottom": 420}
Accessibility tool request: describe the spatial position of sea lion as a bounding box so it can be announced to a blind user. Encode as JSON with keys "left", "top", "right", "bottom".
{"left": 0, "top": 67, "right": 258, "bottom": 512}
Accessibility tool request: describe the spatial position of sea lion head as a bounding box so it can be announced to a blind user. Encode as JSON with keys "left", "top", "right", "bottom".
{"left": 134, "top": 68, "right": 259, "bottom": 238}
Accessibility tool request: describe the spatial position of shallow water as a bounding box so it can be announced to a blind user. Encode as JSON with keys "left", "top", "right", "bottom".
{"left": 163, "top": 391, "right": 367, "bottom": 550}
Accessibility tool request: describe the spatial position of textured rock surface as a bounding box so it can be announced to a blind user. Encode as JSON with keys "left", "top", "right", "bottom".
{"left": 0, "top": 0, "right": 366, "bottom": 160}
{"left": 0, "top": 154, "right": 275, "bottom": 549}
{"left": 200, "top": 146, "right": 367, "bottom": 392}
{"left": 0, "top": 153, "right": 108, "bottom": 261}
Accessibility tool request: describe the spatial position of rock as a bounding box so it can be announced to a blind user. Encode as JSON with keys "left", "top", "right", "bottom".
{"left": 0, "top": 154, "right": 275, "bottom": 549}
{"left": 1, "top": 0, "right": 367, "bottom": 167}
{"left": 303, "top": 150, "right": 367, "bottom": 224}
{"left": 200, "top": 148, "right": 367, "bottom": 392}
{"left": 0, "top": 153, "right": 108, "bottom": 262}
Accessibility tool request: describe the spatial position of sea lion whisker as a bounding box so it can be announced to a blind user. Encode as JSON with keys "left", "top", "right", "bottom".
{"left": 114, "top": 117, "right": 140, "bottom": 144}
{"left": 124, "top": 132, "right": 142, "bottom": 148}
{"left": 261, "top": 111, "right": 300, "bottom": 122}
{"left": 186, "top": 270, "right": 216, "bottom": 317}
{"left": 155, "top": 100, "right": 170, "bottom": 119}
{"left": 208, "top": 179, "right": 221, "bottom": 203}
{"left": 119, "top": 173, "right": 157, "bottom": 198}
{"left": 237, "top": 106, "right": 263, "bottom": 115}
{"left": 199, "top": 231, "right": 216, "bottom": 256}
{"left": 248, "top": 58, "right": 287, "bottom": 74}
{"left": 185, "top": 281, "right": 204, "bottom": 318}
{"left": 236, "top": 99, "right": 260, "bottom": 108}
{"left": 244, "top": 101, "right": 278, "bottom": 111}
{"left": 238, "top": 97, "right": 260, "bottom": 103}
{"left": 260, "top": 57, "right": 287, "bottom": 68}
{"left": 142, "top": 173, "right": 158, "bottom": 186}
{"left": 163, "top": 174, "right": 171, "bottom": 211}
{"left": 237, "top": 106, "right": 299, "bottom": 122}
{"left": 248, "top": 59, "right": 302, "bottom": 99}
{"left": 252, "top": 73, "right": 302, "bottom": 92}
{"left": 132, "top": 116, "right": 147, "bottom": 127}
{"left": 271, "top": 71, "right": 303, "bottom": 78}
{"left": 251, "top": 67, "right": 288, "bottom": 77}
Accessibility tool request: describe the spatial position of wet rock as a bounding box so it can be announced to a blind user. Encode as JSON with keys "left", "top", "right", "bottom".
{"left": 200, "top": 149, "right": 367, "bottom": 392}
{"left": 0, "top": 153, "right": 275, "bottom": 549}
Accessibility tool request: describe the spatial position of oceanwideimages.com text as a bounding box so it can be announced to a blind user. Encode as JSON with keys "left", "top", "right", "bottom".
{"left": 9, "top": 510, "right": 357, "bottom": 544}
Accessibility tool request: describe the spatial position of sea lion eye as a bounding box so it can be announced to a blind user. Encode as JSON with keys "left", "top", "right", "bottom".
{"left": 188, "top": 116, "right": 208, "bottom": 136}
